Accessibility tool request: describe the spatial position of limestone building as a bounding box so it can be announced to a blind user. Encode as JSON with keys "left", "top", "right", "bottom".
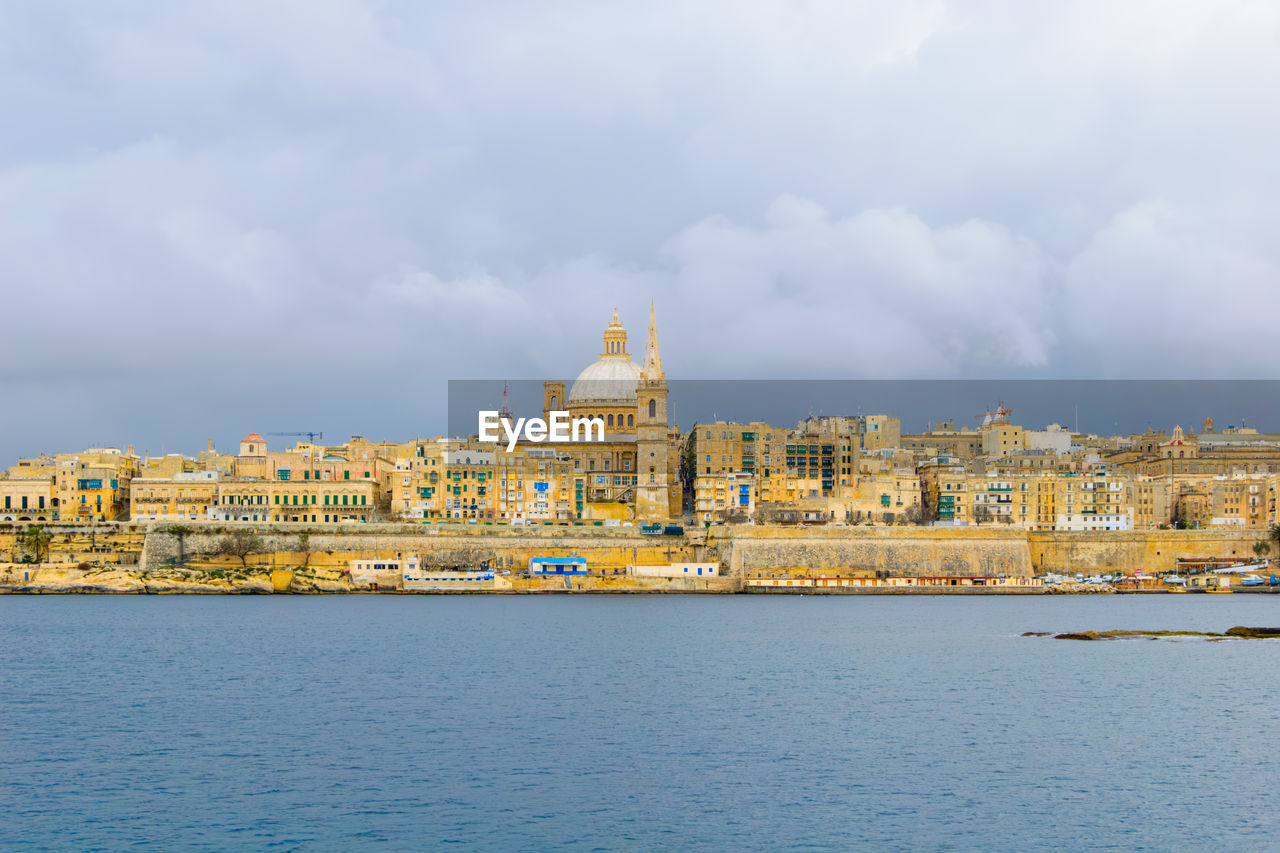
{"left": 535, "top": 304, "right": 680, "bottom": 522}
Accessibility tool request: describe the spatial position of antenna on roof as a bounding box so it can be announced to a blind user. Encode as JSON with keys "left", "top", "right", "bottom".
{"left": 499, "top": 380, "right": 512, "bottom": 421}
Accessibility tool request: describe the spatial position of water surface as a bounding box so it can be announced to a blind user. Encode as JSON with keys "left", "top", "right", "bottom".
{"left": 3, "top": 595, "right": 1278, "bottom": 850}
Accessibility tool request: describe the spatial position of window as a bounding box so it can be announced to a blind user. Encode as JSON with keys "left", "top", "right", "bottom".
{"left": 344, "top": 471, "right": 350, "bottom": 480}
{"left": 648, "top": 399, "right": 656, "bottom": 419}
{"left": 627, "top": 414, "right": 634, "bottom": 427}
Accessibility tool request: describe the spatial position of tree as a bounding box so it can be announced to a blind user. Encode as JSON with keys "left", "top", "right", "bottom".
{"left": 1269, "top": 523, "right": 1280, "bottom": 552}
{"left": 296, "top": 532, "right": 313, "bottom": 568}
{"left": 1254, "top": 540, "right": 1272, "bottom": 559}
{"left": 972, "top": 505, "right": 993, "bottom": 525}
{"left": 22, "top": 525, "right": 51, "bottom": 563}
{"left": 903, "top": 504, "right": 927, "bottom": 525}
{"left": 215, "top": 529, "right": 264, "bottom": 568}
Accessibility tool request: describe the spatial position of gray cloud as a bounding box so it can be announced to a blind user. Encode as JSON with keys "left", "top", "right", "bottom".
{"left": 2, "top": 0, "right": 1279, "bottom": 459}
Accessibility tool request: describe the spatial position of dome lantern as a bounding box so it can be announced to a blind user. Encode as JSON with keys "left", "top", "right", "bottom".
{"left": 568, "top": 309, "right": 643, "bottom": 404}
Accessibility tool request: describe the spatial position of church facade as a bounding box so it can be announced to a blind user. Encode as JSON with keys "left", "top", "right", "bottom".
{"left": 540, "top": 304, "right": 680, "bottom": 522}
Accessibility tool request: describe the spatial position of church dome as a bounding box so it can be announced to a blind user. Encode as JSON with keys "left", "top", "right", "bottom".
{"left": 568, "top": 355, "right": 642, "bottom": 404}
{"left": 568, "top": 307, "right": 643, "bottom": 404}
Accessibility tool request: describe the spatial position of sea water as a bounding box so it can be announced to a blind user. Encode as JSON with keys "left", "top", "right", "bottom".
{"left": 3, "top": 595, "right": 1278, "bottom": 850}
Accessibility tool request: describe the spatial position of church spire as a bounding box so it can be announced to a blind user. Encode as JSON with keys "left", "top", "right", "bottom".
{"left": 642, "top": 301, "right": 663, "bottom": 380}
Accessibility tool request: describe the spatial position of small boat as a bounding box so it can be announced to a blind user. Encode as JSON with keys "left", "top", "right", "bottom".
{"left": 1163, "top": 576, "right": 1187, "bottom": 586}
{"left": 1240, "top": 575, "right": 1266, "bottom": 587}
{"left": 1206, "top": 576, "right": 1234, "bottom": 593}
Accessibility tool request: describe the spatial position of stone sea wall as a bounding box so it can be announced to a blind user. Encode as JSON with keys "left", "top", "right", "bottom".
{"left": 0, "top": 522, "right": 1271, "bottom": 591}
{"left": 712, "top": 526, "right": 1035, "bottom": 578}
{"left": 135, "top": 523, "right": 703, "bottom": 574}
{"left": 1028, "top": 529, "right": 1268, "bottom": 575}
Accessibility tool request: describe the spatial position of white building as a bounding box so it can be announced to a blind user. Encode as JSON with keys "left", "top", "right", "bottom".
{"left": 1025, "top": 424, "right": 1073, "bottom": 455}
{"left": 349, "top": 556, "right": 421, "bottom": 590}
{"left": 629, "top": 563, "right": 720, "bottom": 578}
{"left": 1054, "top": 513, "right": 1131, "bottom": 532}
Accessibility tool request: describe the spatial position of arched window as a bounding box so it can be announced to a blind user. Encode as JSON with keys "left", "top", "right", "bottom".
{"left": 627, "top": 414, "right": 634, "bottom": 427}
{"left": 648, "top": 399, "right": 657, "bottom": 419}
{"left": 550, "top": 395, "right": 558, "bottom": 409}
{"left": 607, "top": 414, "right": 614, "bottom": 426}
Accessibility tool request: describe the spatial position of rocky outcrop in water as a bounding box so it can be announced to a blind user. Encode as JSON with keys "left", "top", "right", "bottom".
{"left": 1224, "top": 626, "right": 1280, "bottom": 638}
{"left": 1027, "top": 627, "right": 1280, "bottom": 641}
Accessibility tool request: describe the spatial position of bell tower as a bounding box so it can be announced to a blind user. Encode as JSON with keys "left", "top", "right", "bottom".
{"left": 635, "top": 302, "right": 670, "bottom": 521}
{"left": 543, "top": 380, "right": 565, "bottom": 422}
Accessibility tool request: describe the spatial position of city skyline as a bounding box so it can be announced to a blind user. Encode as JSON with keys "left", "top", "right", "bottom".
{"left": 6, "top": 2, "right": 1280, "bottom": 461}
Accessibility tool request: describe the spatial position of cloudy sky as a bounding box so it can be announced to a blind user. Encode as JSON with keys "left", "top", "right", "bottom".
{"left": 3, "top": 1, "right": 1279, "bottom": 459}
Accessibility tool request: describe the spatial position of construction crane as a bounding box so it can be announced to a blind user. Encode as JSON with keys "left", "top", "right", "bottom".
{"left": 267, "top": 431, "right": 324, "bottom": 443}
{"left": 975, "top": 403, "right": 1012, "bottom": 426}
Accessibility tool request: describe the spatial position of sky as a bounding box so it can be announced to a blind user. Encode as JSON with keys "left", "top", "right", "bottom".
{"left": 3, "top": 1, "right": 1279, "bottom": 460}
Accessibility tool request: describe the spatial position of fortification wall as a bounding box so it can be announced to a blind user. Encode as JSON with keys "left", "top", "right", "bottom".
{"left": 713, "top": 526, "right": 1034, "bottom": 578}
{"left": 1028, "top": 529, "right": 1268, "bottom": 574}
{"left": 2, "top": 522, "right": 1270, "bottom": 582}
{"left": 136, "top": 522, "right": 700, "bottom": 573}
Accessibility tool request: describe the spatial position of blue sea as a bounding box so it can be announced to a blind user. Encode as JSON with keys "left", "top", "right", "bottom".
{"left": 3, "top": 595, "right": 1279, "bottom": 851}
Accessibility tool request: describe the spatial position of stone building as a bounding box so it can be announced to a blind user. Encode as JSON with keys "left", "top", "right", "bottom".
{"left": 534, "top": 304, "right": 680, "bottom": 521}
